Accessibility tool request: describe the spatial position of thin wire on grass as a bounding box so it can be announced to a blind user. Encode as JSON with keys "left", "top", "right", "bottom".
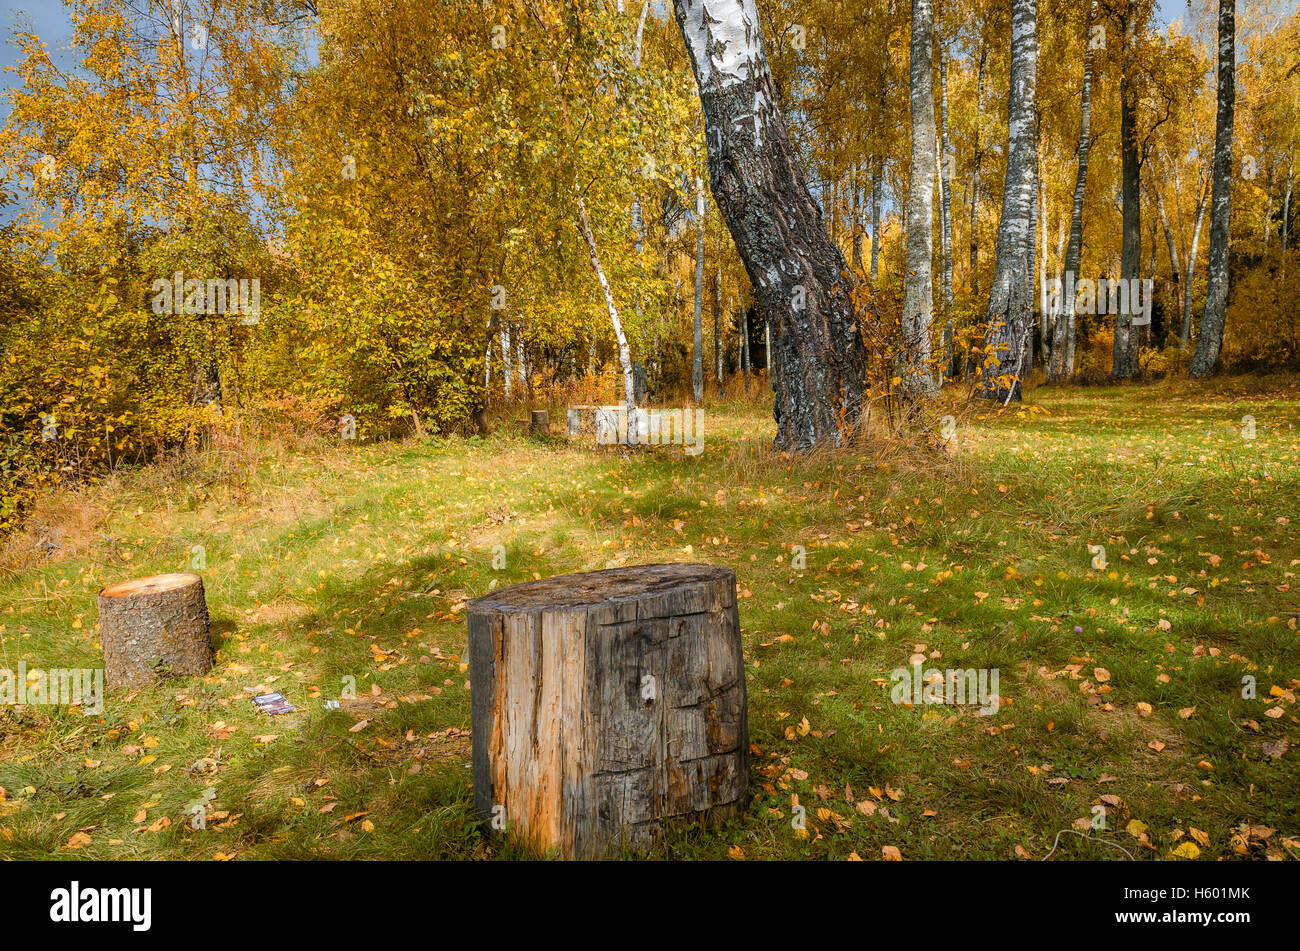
{"left": 1041, "top": 827, "right": 1137, "bottom": 861}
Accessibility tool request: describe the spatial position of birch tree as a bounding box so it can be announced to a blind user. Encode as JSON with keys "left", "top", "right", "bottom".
{"left": 938, "top": 45, "right": 955, "bottom": 325}
{"left": 672, "top": 0, "right": 867, "bottom": 451}
{"left": 693, "top": 174, "right": 705, "bottom": 403}
{"left": 1047, "top": 1, "right": 1096, "bottom": 381}
{"left": 902, "top": 0, "right": 939, "bottom": 397}
{"left": 977, "top": 0, "right": 1038, "bottom": 402}
{"left": 1191, "top": 0, "right": 1236, "bottom": 378}
{"left": 1112, "top": 0, "right": 1143, "bottom": 380}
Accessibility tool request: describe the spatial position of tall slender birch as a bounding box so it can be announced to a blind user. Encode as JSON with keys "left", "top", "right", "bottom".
{"left": 1191, "top": 0, "right": 1236, "bottom": 378}
{"left": 978, "top": 0, "right": 1038, "bottom": 403}
{"left": 902, "top": 0, "right": 938, "bottom": 397}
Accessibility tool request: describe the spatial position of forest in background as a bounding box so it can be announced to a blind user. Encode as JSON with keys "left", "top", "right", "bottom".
{"left": 1, "top": 0, "right": 1298, "bottom": 528}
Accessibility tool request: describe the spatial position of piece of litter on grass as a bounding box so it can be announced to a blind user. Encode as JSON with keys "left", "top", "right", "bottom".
{"left": 251, "top": 692, "right": 296, "bottom": 715}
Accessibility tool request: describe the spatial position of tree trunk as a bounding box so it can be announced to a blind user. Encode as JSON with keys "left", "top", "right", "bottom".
{"left": 740, "top": 307, "right": 750, "bottom": 379}
{"left": 1113, "top": 5, "right": 1142, "bottom": 380}
{"left": 1283, "top": 172, "right": 1292, "bottom": 253}
{"left": 1282, "top": 172, "right": 1291, "bottom": 253}
{"left": 673, "top": 0, "right": 867, "bottom": 450}
{"left": 1183, "top": 173, "right": 1210, "bottom": 346}
{"left": 1026, "top": 141, "right": 1038, "bottom": 376}
{"left": 1191, "top": 0, "right": 1235, "bottom": 378}
{"left": 1038, "top": 151, "right": 1049, "bottom": 366}
{"left": 468, "top": 563, "right": 748, "bottom": 859}
{"left": 978, "top": 0, "right": 1038, "bottom": 403}
{"left": 969, "top": 39, "right": 987, "bottom": 296}
{"left": 1156, "top": 176, "right": 1183, "bottom": 337}
{"left": 714, "top": 266, "right": 723, "bottom": 383}
{"left": 693, "top": 175, "right": 706, "bottom": 404}
{"left": 938, "top": 46, "right": 955, "bottom": 320}
{"left": 902, "top": 0, "right": 938, "bottom": 397}
{"left": 576, "top": 188, "right": 639, "bottom": 444}
{"left": 871, "top": 154, "right": 882, "bottom": 283}
{"left": 98, "top": 573, "right": 212, "bottom": 687}
{"left": 852, "top": 163, "right": 864, "bottom": 271}
{"left": 1048, "top": 1, "right": 1095, "bottom": 381}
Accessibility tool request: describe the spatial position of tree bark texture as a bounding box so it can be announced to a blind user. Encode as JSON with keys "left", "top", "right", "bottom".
{"left": 468, "top": 563, "right": 748, "bottom": 859}
{"left": 673, "top": 0, "right": 867, "bottom": 450}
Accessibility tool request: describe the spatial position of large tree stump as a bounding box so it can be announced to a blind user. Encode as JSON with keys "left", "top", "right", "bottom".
{"left": 468, "top": 563, "right": 748, "bottom": 858}
{"left": 97, "top": 573, "right": 212, "bottom": 687}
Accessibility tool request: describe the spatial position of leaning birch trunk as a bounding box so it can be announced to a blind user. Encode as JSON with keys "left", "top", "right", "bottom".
{"left": 98, "top": 573, "right": 211, "bottom": 687}
{"left": 1191, "top": 0, "right": 1236, "bottom": 378}
{"left": 672, "top": 0, "right": 867, "bottom": 451}
{"left": 468, "top": 563, "right": 748, "bottom": 859}
{"left": 1183, "top": 175, "right": 1210, "bottom": 346}
{"left": 1048, "top": 2, "right": 1095, "bottom": 381}
{"left": 901, "top": 0, "right": 938, "bottom": 398}
{"left": 578, "top": 190, "right": 638, "bottom": 445}
{"left": 978, "top": 0, "right": 1038, "bottom": 402}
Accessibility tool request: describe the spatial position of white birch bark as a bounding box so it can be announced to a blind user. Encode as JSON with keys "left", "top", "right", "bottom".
{"left": 978, "top": 0, "right": 1038, "bottom": 403}
{"left": 1191, "top": 0, "right": 1235, "bottom": 378}
{"left": 902, "top": 0, "right": 938, "bottom": 397}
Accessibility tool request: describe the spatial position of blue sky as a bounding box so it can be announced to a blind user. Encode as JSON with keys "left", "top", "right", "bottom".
{"left": 0, "top": 0, "right": 1220, "bottom": 112}
{"left": 2, "top": 1, "right": 78, "bottom": 96}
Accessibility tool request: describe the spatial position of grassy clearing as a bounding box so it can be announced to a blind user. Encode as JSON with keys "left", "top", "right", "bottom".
{"left": 1, "top": 377, "right": 1298, "bottom": 861}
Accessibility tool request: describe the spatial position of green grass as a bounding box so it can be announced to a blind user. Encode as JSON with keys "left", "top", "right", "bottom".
{"left": 2, "top": 376, "right": 1298, "bottom": 861}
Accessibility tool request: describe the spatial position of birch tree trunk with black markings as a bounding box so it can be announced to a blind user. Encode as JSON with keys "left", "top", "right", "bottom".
{"left": 1183, "top": 173, "right": 1209, "bottom": 347}
{"left": 902, "top": 0, "right": 938, "bottom": 398}
{"left": 978, "top": 0, "right": 1038, "bottom": 402}
{"left": 1048, "top": 1, "right": 1095, "bottom": 381}
{"left": 1191, "top": 0, "right": 1235, "bottom": 378}
{"left": 939, "top": 46, "right": 955, "bottom": 323}
{"left": 970, "top": 39, "right": 987, "bottom": 297}
{"left": 672, "top": 0, "right": 867, "bottom": 451}
{"left": 1113, "top": 2, "right": 1142, "bottom": 380}
{"left": 693, "top": 175, "right": 705, "bottom": 404}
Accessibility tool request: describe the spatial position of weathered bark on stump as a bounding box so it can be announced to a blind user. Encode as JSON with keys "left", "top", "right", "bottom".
{"left": 468, "top": 563, "right": 748, "bottom": 859}
{"left": 98, "top": 573, "right": 212, "bottom": 687}
{"left": 672, "top": 0, "right": 867, "bottom": 451}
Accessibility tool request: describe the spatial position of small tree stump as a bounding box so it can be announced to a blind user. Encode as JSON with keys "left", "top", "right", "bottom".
{"left": 594, "top": 407, "right": 619, "bottom": 445}
{"left": 529, "top": 409, "right": 549, "bottom": 436}
{"left": 468, "top": 563, "right": 748, "bottom": 858}
{"left": 97, "top": 573, "right": 212, "bottom": 687}
{"left": 566, "top": 408, "right": 583, "bottom": 436}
